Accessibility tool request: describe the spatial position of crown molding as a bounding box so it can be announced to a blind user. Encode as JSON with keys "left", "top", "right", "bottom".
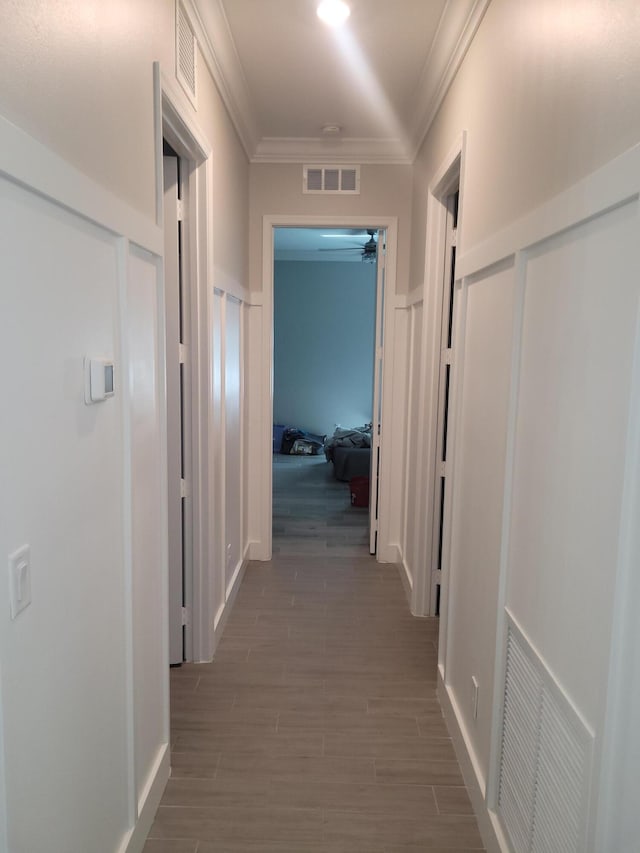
{"left": 191, "top": 0, "right": 491, "bottom": 165}
{"left": 186, "top": 0, "right": 259, "bottom": 158}
{"left": 409, "top": 0, "right": 492, "bottom": 160}
{"left": 251, "top": 136, "right": 412, "bottom": 165}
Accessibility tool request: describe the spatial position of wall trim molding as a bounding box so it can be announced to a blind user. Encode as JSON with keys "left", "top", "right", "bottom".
{"left": 457, "top": 142, "right": 640, "bottom": 281}
{"left": 399, "top": 555, "right": 413, "bottom": 610}
{"left": 0, "top": 113, "right": 162, "bottom": 256}
{"left": 395, "top": 290, "right": 425, "bottom": 310}
{"left": 251, "top": 136, "right": 410, "bottom": 165}
{"left": 182, "top": 0, "right": 259, "bottom": 160}
{"left": 120, "top": 745, "right": 170, "bottom": 853}
{"left": 409, "top": 0, "right": 491, "bottom": 161}
{"left": 209, "top": 557, "right": 249, "bottom": 661}
{"left": 438, "top": 672, "right": 507, "bottom": 853}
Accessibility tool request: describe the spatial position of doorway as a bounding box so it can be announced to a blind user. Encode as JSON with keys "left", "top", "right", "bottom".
{"left": 271, "top": 227, "right": 380, "bottom": 556}
{"left": 430, "top": 187, "right": 459, "bottom": 615}
{"left": 254, "top": 215, "right": 399, "bottom": 563}
{"left": 162, "top": 140, "right": 193, "bottom": 665}
{"left": 159, "top": 73, "right": 215, "bottom": 663}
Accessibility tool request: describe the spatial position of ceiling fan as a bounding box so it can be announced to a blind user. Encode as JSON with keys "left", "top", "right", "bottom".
{"left": 318, "top": 230, "right": 378, "bottom": 261}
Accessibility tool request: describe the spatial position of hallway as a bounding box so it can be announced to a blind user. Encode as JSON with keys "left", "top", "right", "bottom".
{"left": 143, "top": 456, "right": 484, "bottom": 851}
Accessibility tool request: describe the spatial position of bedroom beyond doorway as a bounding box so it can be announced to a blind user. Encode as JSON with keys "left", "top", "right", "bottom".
{"left": 272, "top": 225, "right": 379, "bottom": 556}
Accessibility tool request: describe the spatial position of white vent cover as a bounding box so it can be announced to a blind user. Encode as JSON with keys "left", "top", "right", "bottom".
{"left": 303, "top": 165, "right": 360, "bottom": 194}
{"left": 176, "top": 1, "right": 197, "bottom": 106}
{"left": 497, "top": 616, "right": 593, "bottom": 853}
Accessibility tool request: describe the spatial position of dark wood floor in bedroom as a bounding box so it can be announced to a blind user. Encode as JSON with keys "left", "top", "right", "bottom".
{"left": 272, "top": 454, "right": 369, "bottom": 556}
{"left": 142, "top": 453, "right": 484, "bottom": 852}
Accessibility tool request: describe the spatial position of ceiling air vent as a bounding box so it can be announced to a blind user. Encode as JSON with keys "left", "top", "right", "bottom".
{"left": 176, "top": 1, "right": 197, "bottom": 107}
{"left": 303, "top": 165, "right": 360, "bottom": 195}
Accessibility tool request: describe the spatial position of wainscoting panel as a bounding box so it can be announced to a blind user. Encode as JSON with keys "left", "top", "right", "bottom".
{"left": 401, "top": 300, "right": 423, "bottom": 594}
{"left": 224, "top": 295, "right": 243, "bottom": 595}
{"left": 209, "top": 289, "right": 247, "bottom": 649}
{"left": 127, "top": 245, "right": 168, "bottom": 813}
{"left": 440, "top": 145, "right": 640, "bottom": 853}
{"left": 444, "top": 260, "right": 516, "bottom": 792}
{"left": 211, "top": 288, "right": 226, "bottom": 628}
{"left": 0, "top": 179, "right": 130, "bottom": 853}
{"left": 506, "top": 198, "right": 640, "bottom": 728}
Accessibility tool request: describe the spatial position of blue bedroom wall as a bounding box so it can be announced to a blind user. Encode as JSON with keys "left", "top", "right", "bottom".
{"left": 274, "top": 260, "right": 376, "bottom": 438}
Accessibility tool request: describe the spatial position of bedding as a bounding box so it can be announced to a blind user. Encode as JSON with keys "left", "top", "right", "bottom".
{"left": 331, "top": 446, "right": 371, "bottom": 481}
{"left": 324, "top": 425, "right": 372, "bottom": 482}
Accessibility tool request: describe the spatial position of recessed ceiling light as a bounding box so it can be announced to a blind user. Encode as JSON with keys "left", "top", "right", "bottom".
{"left": 317, "top": 0, "right": 351, "bottom": 27}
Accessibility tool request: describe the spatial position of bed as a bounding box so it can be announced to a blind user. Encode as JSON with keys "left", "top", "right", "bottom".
{"left": 324, "top": 426, "right": 372, "bottom": 482}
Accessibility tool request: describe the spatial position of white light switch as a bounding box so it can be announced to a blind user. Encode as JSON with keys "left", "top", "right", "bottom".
{"left": 9, "top": 545, "right": 31, "bottom": 619}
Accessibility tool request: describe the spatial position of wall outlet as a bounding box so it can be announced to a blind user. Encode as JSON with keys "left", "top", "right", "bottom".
{"left": 471, "top": 676, "right": 479, "bottom": 720}
{"left": 226, "top": 543, "right": 232, "bottom": 566}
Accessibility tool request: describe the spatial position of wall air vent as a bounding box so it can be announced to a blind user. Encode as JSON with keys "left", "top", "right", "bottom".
{"left": 176, "top": 1, "right": 197, "bottom": 107}
{"left": 303, "top": 165, "right": 360, "bottom": 194}
{"left": 497, "top": 615, "right": 594, "bottom": 853}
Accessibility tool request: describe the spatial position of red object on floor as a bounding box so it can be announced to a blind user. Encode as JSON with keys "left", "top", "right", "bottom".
{"left": 350, "top": 476, "right": 370, "bottom": 508}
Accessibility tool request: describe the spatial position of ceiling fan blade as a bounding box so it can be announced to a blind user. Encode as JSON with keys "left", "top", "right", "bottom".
{"left": 317, "top": 246, "right": 364, "bottom": 252}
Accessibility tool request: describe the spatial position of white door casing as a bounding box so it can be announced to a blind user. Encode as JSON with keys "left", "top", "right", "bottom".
{"left": 254, "top": 214, "right": 399, "bottom": 563}
{"left": 369, "top": 231, "right": 386, "bottom": 554}
{"left": 162, "top": 155, "right": 184, "bottom": 666}
{"left": 158, "top": 66, "right": 214, "bottom": 661}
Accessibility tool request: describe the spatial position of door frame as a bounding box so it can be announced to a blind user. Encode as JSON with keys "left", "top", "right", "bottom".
{"left": 411, "top": 134, "right": 467, "bottom": 621}
{"left": 254, "top": 214, "right": 399, "bottom": 562}
{"left": 155, "top": 64, "right": 214, "bottom": 661}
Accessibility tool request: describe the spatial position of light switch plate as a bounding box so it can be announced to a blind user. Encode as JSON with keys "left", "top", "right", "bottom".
{"left": 9, "top": 544, "right": 31, "bottom": 619}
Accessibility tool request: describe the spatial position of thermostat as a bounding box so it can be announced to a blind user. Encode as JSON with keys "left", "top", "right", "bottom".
{"left": 84, "top": 357, "right": 115, "bottom": 404}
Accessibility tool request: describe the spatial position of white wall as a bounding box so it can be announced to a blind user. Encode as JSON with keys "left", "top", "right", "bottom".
{"left": 274, "top": 260, "right": 376, "bottom": 437}
{"left": 402, "top": 1, "right": 640, "bottom": 850}
{"left": 0, "top": 121, "right": 168, "bottom": 853}
{"left": 0, "top": 1, "right": 250, "bottom": 851}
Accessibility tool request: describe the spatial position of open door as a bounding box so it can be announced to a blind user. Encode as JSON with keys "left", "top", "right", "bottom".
{"left": 369, "top": 230, "right": 386, "bottom": 555}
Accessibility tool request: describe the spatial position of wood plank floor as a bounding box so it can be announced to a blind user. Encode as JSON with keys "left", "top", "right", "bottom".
{"left": 144, "top": 455, "right": 484, "bottom": 852}
{"left": 272, "top": 454, "right": 369, "bottom": 556}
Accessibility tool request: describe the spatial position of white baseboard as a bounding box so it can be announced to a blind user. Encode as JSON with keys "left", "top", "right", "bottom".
{"left": 398, "top": 556, "right": 413, "bottom": 607}
{"left": 378, "top": 542, "right": 402, "bottom": 564}
{"left": 209, "top": 557, "right": 248, "bottom": 657}
{"left": 119, "top": 743, "right": 170, "bottom": 853}
{"left": 437, "top": 671, "right": 509, "bottom": 853}
{"left": 247, "top": 540, "right": 269, "bottom": 561}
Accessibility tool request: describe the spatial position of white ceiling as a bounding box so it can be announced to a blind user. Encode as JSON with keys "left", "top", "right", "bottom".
{"left": 189, "top": 0, "right": 489, "bottom": 163}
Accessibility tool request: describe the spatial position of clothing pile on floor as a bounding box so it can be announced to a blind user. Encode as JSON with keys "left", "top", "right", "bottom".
{"left": 273, "top": 424, "right": 326, "bottom": 455}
